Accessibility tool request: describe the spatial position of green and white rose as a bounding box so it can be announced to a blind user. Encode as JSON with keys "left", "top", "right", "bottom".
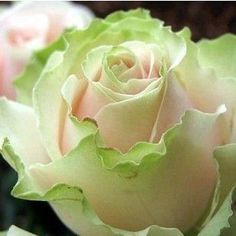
{"left": 1, "top": 9, "right": 236, "bottom": 236}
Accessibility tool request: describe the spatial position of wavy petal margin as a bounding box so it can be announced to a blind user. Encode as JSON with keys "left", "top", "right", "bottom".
{"left": 0, "top": 107, "right": 224, "bottom": 235}
{"left": 198, "top": 34, "right": 236, "bottom": 78}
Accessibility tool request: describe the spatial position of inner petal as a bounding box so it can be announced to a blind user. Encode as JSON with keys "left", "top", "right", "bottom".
{"left": 120, "top": 41, "right": 163, "bottom": 79}
{"left": 81, "top": 41, "right": 164, "bottom": 96}
{"left": 105, "top": 45, "right": 145, "bottom": 82}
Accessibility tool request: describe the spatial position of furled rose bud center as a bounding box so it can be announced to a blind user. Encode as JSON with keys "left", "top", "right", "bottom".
{"left": 107, "top": 53, "right": 135, "bottom": 79}
{"left": 74, "top": 41, "right": 163, "bottom": 122}
{"left": 62, "top": 41, "right": 166, "bottom": 154}
{"left": 103, "top": 42, "right": 161, "bottom": 84}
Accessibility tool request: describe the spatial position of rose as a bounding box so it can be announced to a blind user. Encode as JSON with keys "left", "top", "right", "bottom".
{"left": 0, "top": 9, "right": 236, "bottom": 236}
{"left": 0, "top": 1, "right": 94, "bottom": 100}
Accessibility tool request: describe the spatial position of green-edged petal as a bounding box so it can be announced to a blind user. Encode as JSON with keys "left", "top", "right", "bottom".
{"left": 0, "top": 98, "right": 49, "bottom": 167}
{"left": 10, "top": 151, "right": 183, "bottom": 236}
{"left": 198, "top": 188, "right": 236, "bottom": 236}
{"left": 176, "top": 38, "right": 236, "bottom": 145}
{"left": 11, "top": 108, "right": 223, "bottom": 234}
{"left": 214, "top": 144, "right": 236, "bottom": 209}
{"left": 14, "top": 33, "right": 68, "bottom": 105}
{"left": 60, "top": 75, "right": 99, "bottom": 154}
{"left": 197, "top": 143, "right": 236, "bottom": 235}
{"left": 105, "top": 9, "right": 153, "bottom": 23}
{"left": 198, "top": 34, "right": 236, "bottom": 78}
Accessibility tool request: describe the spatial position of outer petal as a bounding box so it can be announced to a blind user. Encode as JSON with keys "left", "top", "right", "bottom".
{"left": 195, "top": 144, "right": 236, "bottom": 235}
{"left": 11, "top": 108, "right": 223, "bottom": 234}
{"left": 176, "top": 38, "right": 236, "bottom": 144}
{"left": 52, "top": 198, "right": 184, "bottom": 236}
{"left": 214, "top": 145, "right": 236, "bottom": 209}
{"left": 3, "top": 225, "right": 36, "bottom": 236}
{"left": 198, "top": 34, "right": 236, "bottom": 78}
{"left": 60, "top": 75, "right": 100, "bottom": 154}
{"left": 198, "top": 188, "right": 236, "bottom": 236}
{"left": 196, "top": 35, "right": 236, "bottom": 144}
{"left": 0, "top": 98, "right": 49, "bottom": 167}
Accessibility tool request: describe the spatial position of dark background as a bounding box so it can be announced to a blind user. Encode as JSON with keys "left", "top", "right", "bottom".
{"left": 81, "top": 1, "right": 236, "bottom": 41}
{"left": 0, "top": 1, "right": 235, "bottom": 236}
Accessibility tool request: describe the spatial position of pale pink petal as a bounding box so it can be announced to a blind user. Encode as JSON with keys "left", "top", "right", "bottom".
{"left": 75, "top": 82, "right": 115, "bottom": 119}
{"left": 152, "top": 76, "right": 193, "bottom": 142}
{"left": 95, "top": 84, "right": 165, "bottom": 152}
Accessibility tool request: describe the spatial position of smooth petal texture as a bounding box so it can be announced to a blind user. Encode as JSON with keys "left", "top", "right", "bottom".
{"left": 8, "top": 181, "right": 184, "bottom": 236}
{"left": 94, "top": 80, "right": 165, "bottom": 152}
{"left": 214, "top": 144, "right": 236, "bottom": 211}
{"left": 150, "top": 75, "right": 193, "bottom": 142}
{"left": 198, "top": 188, "right": 236, "bottom": 236}
{"left": 51, "top": 199, "right": 184, "bottom": 236}
{"left": 176, "top": 38, "right": 236, "bottom": 144}
{"left": 4, "top": 226, "right": 36, "bottom": 236}
{"left": 196, "top": 34, "right": 236, "bottom": 145}
{"left": 0, "top": 98, "right": 49, "bottom": 167}
{"left": 33, "top": 49, "right": 71, "bottom": 159}
{"left": 75, "top": 81, "right": 115, "bottom": 119}
{"left": 198, "top": 34, "right": 236, "bottom": 78}
{"left": 11, "top": 109, "right": 223, "bottom": 234}
{"left": 194, "top": 144, "right": 236, "bottom": 235}
{"left": 60, "top": 75, "right": 99, "bottom": 154}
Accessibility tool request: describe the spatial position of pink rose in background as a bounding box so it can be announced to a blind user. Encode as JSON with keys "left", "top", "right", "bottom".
{"left": 0, "top": 1, "right": 94, "bottom": 99}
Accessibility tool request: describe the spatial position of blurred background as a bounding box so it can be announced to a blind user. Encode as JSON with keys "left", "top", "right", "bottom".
{"left": 81, "top": 1, "right": 236, "bottom": 41}
{"left": 0, "top": 1, "right": 235, "bottom": 236}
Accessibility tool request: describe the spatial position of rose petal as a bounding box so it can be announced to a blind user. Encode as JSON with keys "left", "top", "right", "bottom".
{"left": 0, "top": 98, "right": 50, "bottom": 167}
{"left": 198, "top": 34, "right": 236, "bottom": 78}
{"left": 15, "top": 108, "right": 222, "bottom": 233}
{"left": 94, "top": 81, "right": 165, "bottom": 152}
